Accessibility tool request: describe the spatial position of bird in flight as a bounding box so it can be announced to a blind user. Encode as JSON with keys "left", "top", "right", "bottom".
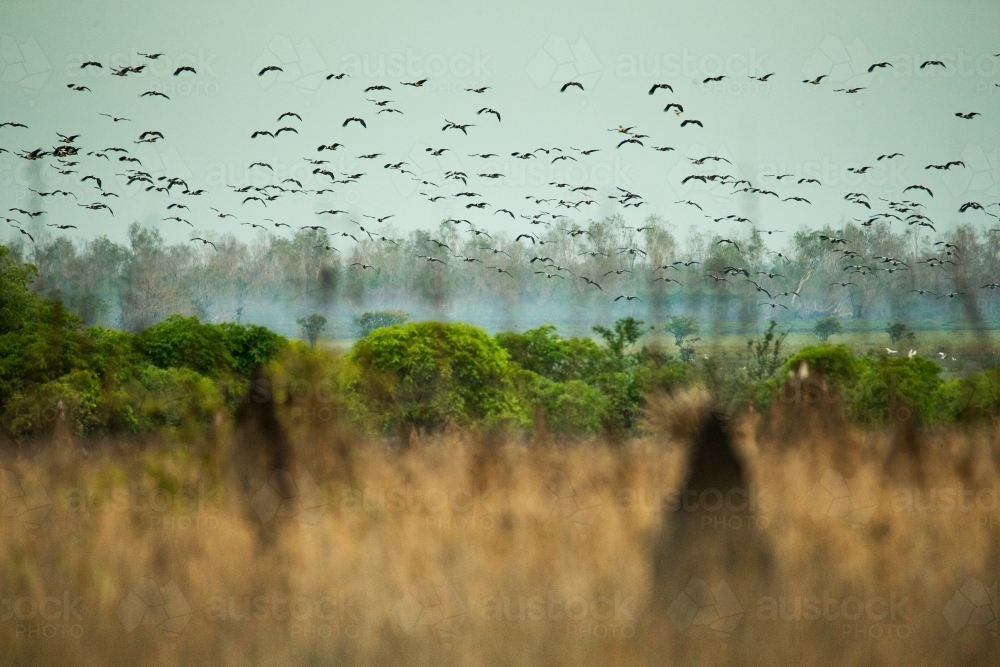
{"left": 560, "top": 81, "right": 584, "bottom": 92}
{"left": 258, "top": 65, "right": 283, "bottom": 76}
{"left": 173, "top": 66, "right": 196, "bottom": 75}
{"left": 140, "top": 90, "right": 170, "bottom": 99}
{"left": 868, "top": 62, "right": 893, "bottom": 72}
{"left": 477, "top": 108, "right": 501, "bottom": 122}
{"left": 191, "top": 237, "right": 217, "bottom": 250}
{"left": 342, "top": 117, "right": 367, "bottom": 128}
{"left": 803, "top": 75, "right": 827, "bottom": 85}
{"left": 648, "top": 83, "right": 673, "bottom": 94}
{"left": 955, "top": 112, "right": 981, "bottom": 120}
{"left": 614, "top": 295, "right": 642, "bottom": 302}
{"left": 442, "top": 120, "right": 474, "bottom": 134}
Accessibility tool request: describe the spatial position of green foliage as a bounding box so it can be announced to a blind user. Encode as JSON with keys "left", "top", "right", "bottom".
{"left": 950, "top": 368, "right": 1000, "bottom": 422}
{"left": 593, "top": 317, "right": 647, "bottom": 358}
{"left": 496, "top": 325, "right": 605, "bottom": 382}
{"left": 297, "top": 313, "right": 328, "bottom": 347}
{"left": 849, "top": 353, "right": 951, "bottom": 424}
{"left": 781, "top": 343, "right": 860, "bottom": 385}
{"left": 124, "top": 365, "right": 226, "bottom": 436}
{"left": 216, "top": 322, "right": 287, "bottom": 376}
{"left": 666, "top": 316, "right": 700, "bottom": 361}
{"left": 2, "top": 370, "right": 102, "bottom": 437}
{"left": 0, "top": 245, "right": 39, "bottom": 335}
{"left": 513, "top": 370, "right": 608, "bottom": 436}
{"left": 136, "top": 315, "right": 234, "bottom": 376}
{"left": 886, "top": 322, "right": 915, "bottom": 345}
{"left": 354, "top": 310, "right": 409, "bottom": 337}
{"left": 350, "top": 321, "right": 525, "bottom": 431}
{"left": 814, "top": 316, "right": 843, "bottom": 342}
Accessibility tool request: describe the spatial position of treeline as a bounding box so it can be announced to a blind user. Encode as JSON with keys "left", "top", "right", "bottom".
{"left": 6, "top": 215, "right": 1000, "bottom": 337}
{"left": 2, "top": 239, "right": 996, "bottom": 443}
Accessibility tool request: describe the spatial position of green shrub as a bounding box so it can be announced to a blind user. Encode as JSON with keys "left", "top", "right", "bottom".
{"left": 297, "top": 314, "right": 327, "bottom": 347}
{"left": 781, "top": 343, "right": 860, "bottom": 385}
{"left": 849, "top": 354, "right": 951, "bottom": 424}
{"left": 354, "top": 310, "right": 409, "bottom": 337}
{"left": 814, "top": 316, "right": 842, "bottom": 342}
{"left": 351, "top": 321, "right": 526, "bottom": 431}
{"left": 136, "top": 315, "right": 234, "bottom": 376}
{"left": 513, "top": 369, "right": 608, "bottom": 436}
{"left": 125, "top": 365, "right": 225, "bottom": 435}
{"left": 216, "top": 322, "right": 287, "bottom": 376}
{"left": 2, "top": 370, "right": 102, "bottom": 437}
{"left": 495, "top": 325, "right": 606, "bottom": 382}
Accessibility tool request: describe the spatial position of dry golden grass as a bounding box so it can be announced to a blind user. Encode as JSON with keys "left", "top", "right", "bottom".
{"left": 1, "top": 371, "right": 998, "bottom": 666}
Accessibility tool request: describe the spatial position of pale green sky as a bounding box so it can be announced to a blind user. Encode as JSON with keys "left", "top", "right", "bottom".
{"left": 1, "top": 0, "right": 998, "bottom": 249}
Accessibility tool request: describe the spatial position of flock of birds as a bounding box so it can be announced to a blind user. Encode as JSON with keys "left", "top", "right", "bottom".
{"left": 2, "top": 49, "right": 1000, "bottom": 308}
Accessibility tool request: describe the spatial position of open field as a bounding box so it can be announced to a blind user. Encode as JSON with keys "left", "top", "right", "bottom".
{"left": 2, "top": 380, "right": 998, "bottom": 666}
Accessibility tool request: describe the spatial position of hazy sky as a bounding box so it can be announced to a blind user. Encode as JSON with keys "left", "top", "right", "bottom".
{"left": 1, "top": 0, "right": 998, "bottom": 250}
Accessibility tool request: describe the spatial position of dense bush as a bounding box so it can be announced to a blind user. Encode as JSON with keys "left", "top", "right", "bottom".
{"left": 351, "top": 321, "right": 526, "bottom": 431}
{"left": 354, "top": 310, "right": 410, "bottom": 337}
{"left": 136, "top": 315, "right": 234, "bottom": 376}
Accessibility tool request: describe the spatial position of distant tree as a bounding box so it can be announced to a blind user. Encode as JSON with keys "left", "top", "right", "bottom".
{"left": 886, "top": 322, "right": 915, "bottom": 345}
{"left": 592, "top": 317, "right": 647, "bottom": 358}
{"left": 814, "top": 316, "right": 843, "bottom": 342}
{"left": 666, "top": 316, "right": 700, "bottom": 362}
{"left": 354, "top": 309, "right": 409, "bottom": 338}
{"left": 297, "top": 314, "right": 328, "bottom": 347}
